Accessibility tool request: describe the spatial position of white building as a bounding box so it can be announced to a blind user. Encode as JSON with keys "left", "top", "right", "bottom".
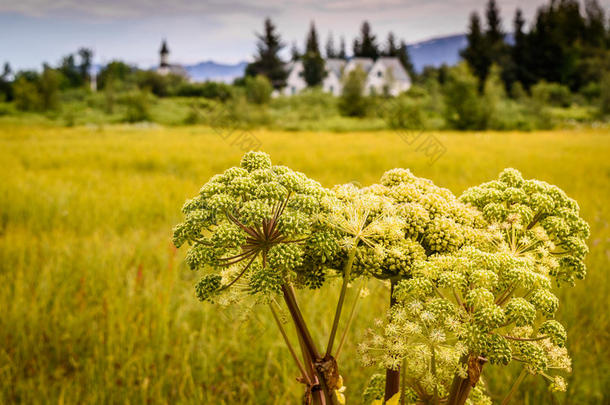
{"left": 156, "top": 40, "right": 188, "bottom": 78}
{"left": 283, "top": 57, "right": 410, "bottom": 97}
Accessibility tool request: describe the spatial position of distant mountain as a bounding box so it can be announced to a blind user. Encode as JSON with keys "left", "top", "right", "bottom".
{"left": 184, "top": 61, "right": 248, "bottom": 83}
{"left": 175, "top": 33, "right": 509, "bottom": 82}
{"left": 406, "top": 34, "right": 467, "bottom": 73}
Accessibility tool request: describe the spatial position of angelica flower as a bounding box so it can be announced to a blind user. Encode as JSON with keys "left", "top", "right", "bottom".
{"left": 174, "top": 151, "right": 342, "bottom": 302}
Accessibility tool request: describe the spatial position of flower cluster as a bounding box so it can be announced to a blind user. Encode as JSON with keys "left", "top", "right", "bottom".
{"left": 359, "top": 169, "right": 588, "bottom": 402}
{"left": 460, "top": 168, "right": 589, "bottom": 286}
{"left": 329, "top": 169, "right": 486, "bottom": 281}
{"left": 173, "top": 151, "right": 341, "bottom": 303}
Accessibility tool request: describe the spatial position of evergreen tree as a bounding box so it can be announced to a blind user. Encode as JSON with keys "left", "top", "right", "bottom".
{"left": 302, "top": 22, "right": 326, "bottom": 87}
{"left": 78, "top": 48, "right": 93, "bottom": 84}
{"left": 485, "top": 0, "right": 503, "bottom": 45}
{"left": 384, "top": 32, "right": 398, "bottom": 56}
{"left": 0, "top": 62, "right": 12, "bottom": 101}
{"left": 584, "top": 0, "right": 606, "bottom": 48}
{"left": 510, "top": 9, "right": 533, "bottom": 88}
{"left": 461, "top": 12, "right": 490, "bottom": 89}
{"left": 245, "top": 18, "right": 288, "bottom": 90}
{"left": 59, "top": 54, "right": 83, "bottom": 88}
{"left": 353, "top": 21, "right": 379, "bottom": 59}
{"left": 325, "top": 33, "right": 337, "bottom": 58}
{"left": 338, "top": 37, "right": 347, "bottom": 59}
{"left": 398, "top": 40, "right": 416, "bottom": 79}
{"left": 290, "top": 42, "right": 300, "bottom": 62}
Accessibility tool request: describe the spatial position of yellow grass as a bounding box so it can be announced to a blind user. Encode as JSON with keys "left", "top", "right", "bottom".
{"left": 1, "top": 124, "right": 608, "bottom": 404}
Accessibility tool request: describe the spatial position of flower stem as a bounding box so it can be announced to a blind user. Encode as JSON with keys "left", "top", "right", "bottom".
{"left": 326, "top": 244, "right": 358, "bottom": 357}
{"left": 384, "top": 279, "right": 401, "bottom": 401}
{"left": 269, "top": 302, "right": 310, "bottom": 385}
{"left": 501, "top": 368, "right": 527, "bottom": 405}
{"left": 281, "top": 284, "right": 335, "bottom": 404}
{"left": 335, "top": 283, "right": 363, "bottom": 360}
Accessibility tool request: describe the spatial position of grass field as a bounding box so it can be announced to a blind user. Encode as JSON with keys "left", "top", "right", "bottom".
{"left": 0, "top": 123, "right": 609, "bottom": 404}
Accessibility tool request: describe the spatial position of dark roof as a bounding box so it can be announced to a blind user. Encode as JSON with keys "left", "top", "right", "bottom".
{"left": 160, "top": 40, "right": 169, "bottom": 54}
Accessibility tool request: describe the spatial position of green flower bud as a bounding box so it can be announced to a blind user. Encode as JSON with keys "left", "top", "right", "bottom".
{"left": 195, "top": 274, "right": 222, "bottom": 302}
{"left": 240, "top": 151, "right": 272, "bottom": 172}
{"left": 539, "top": 320, "right": 567, "bottom": 347}
{"left": 505, "top": 297, "right": 537, "bottom": 326}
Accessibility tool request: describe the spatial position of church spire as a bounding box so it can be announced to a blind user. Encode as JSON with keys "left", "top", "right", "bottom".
{"left": 160, "top": 39, "right": 169, "bottom": 67}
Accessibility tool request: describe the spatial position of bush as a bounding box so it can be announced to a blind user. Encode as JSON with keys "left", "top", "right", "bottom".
{"left": 600, "top": 72, "right": 610, "bottom": 116}
{"left": 175, "top": 82, "right": 234, "bottom": 101}
{"left": 339, "top": 66, "right": 368, "bottom": 117}
{"left": 531, "top": 81, "right": 572, "bottom": 107}
{"left": 382, "top": 96, "right": 425, "bottom": 129}
{"left": 13, "top": 76, "right": 41, "bottom": 111}
{"left": 245, "top": 75, "right": 272, "bottom": 105}
{"left": 442, "top": 63, "right": 488, "bottom": 130}
{"left": 135, "top": 71, "right": 184, "bottom": 97}
{"left": 39, "top": 67, "right": 62, "bottom": 111}
{"left": 121, "top": 89, "right": 152, "bottom": 122}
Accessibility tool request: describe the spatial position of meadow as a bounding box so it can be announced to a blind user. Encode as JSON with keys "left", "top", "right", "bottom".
{"left": 0, "top": 123, "right": 609, "bottom": 404}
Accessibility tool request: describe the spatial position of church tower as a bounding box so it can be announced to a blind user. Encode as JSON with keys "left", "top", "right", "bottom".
{"left": 160, "top": 40, "right": 169, "bottom": 68}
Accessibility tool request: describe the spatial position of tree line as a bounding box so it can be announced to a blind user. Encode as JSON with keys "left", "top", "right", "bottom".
{"left": 461, "top": 0, "right": 609, "bottom": 94}
{"left": 244, "top": 18, "right": 415, "bottom": 89}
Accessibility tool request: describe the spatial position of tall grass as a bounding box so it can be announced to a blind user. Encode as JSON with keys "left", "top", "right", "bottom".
{"left": 0, "top": 124, "right": 608, "bottom": 404}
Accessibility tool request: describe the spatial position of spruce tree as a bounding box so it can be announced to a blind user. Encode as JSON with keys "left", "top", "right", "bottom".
{"left": 461, "top": 12, "right": 490, "bottom": 89}
{"left": 302, "top": 22, "right": 326, "bottom": 87}
{"left": 339, "top": 37, "right": 347, "bottom": 59}
{"left": 398, "top": 40, "right": 416, "bottom": 79}
{"left": 245, "top": 18, "right": 288, "bottom": 90}
{"left": 290, "top": 42, "right": 300, "bottom": 62}
{"left": 385, "top": 32, "right": 398, "bottom": 56}
{"left": 353, "top": 21, "right": 379, "bottom": 59}
{"left": 325, "top": 33, "right": 337, "bottom": 58}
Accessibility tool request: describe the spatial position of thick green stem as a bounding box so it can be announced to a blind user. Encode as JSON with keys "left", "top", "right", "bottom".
{"left": 335, "top": 283, "right": 363, "bottom": 360}
{"left": 384, "top": 279, "right": 401, "bottom": 401}
{"left": 326, "top": 245, "right": 357, "bottom": 357}
{"left": 501, "top": 369, "right": 527, "bottom": 405}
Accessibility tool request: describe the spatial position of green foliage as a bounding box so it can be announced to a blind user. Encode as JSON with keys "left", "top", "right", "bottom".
{"left": 12, "top": 75, "right": 42, "bottom": 111}
{"left": 382, "top": 96, "right": 425, "bottom": 130}
{"left": 135, "top": 71, "right": 184, "bottom": 97}
{"left": 245, "top": 18, "right": 288, "bottom": 90}
{"left": 175, "top": 81, "right": 234, "bottom": 101}
{"left": 339, "top": 66, "right": 368, "bottom": 117}
{"left": 97, "top": 61, "right": 135, "bottom": 90}
{"left": 302, "top": 22, "right": 326, "bottom": 87}
{"left": 442, "top": 63, "right": 489, "bottom": 130}
{"left": 600, "top": 71, "right": 610, "bottom": 116}
{"left": 39, "top": 67, "right": 62, "bottom": 111}
{"left": 245, "top": 75, "right": 272, "bottom": 105}
{"left": 531, "top": 81, "right": 573, "bottom": 107}
{"left": 121, "top": 89, "right": 152, "bottom": 122}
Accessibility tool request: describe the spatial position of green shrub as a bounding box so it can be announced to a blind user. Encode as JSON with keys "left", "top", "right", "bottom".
{"left": 600, "top": 72, "right": 610, "bottom": 116}
{"left": 13, "top": 76, "right": 41, "bottom": 112}
{"left": 175, "top": 82, "right": 234, "bottom": 101}
{"left": 442, "top": 63, "right": 488, "bottom": 130}
{"left": 339, "top": 66, "right": 368, "bottom": 117}
{"left": 382, "top": 96, "right": 425, "bottom": 129}
{"left": 121, "top": 89, "right": 152, "bottom": 123}
{"left": 531, "top": 81, "right": 572, "bottom": 107}
{"left": 245, "top": 75, "right": 272, "bottom": 105}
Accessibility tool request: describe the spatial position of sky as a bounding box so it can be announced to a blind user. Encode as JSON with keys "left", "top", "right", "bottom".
{"left": 1, "top": 0, "right": 608, "bottom": 71}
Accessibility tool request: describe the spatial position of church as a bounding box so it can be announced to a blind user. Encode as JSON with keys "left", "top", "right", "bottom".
{"left": 155, "top": 40, "right": 188, "bottom": 78}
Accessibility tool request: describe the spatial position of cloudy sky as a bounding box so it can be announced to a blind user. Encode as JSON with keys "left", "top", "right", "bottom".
{"left": 1, "top": 0, "right": 607, "bottom": 70}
